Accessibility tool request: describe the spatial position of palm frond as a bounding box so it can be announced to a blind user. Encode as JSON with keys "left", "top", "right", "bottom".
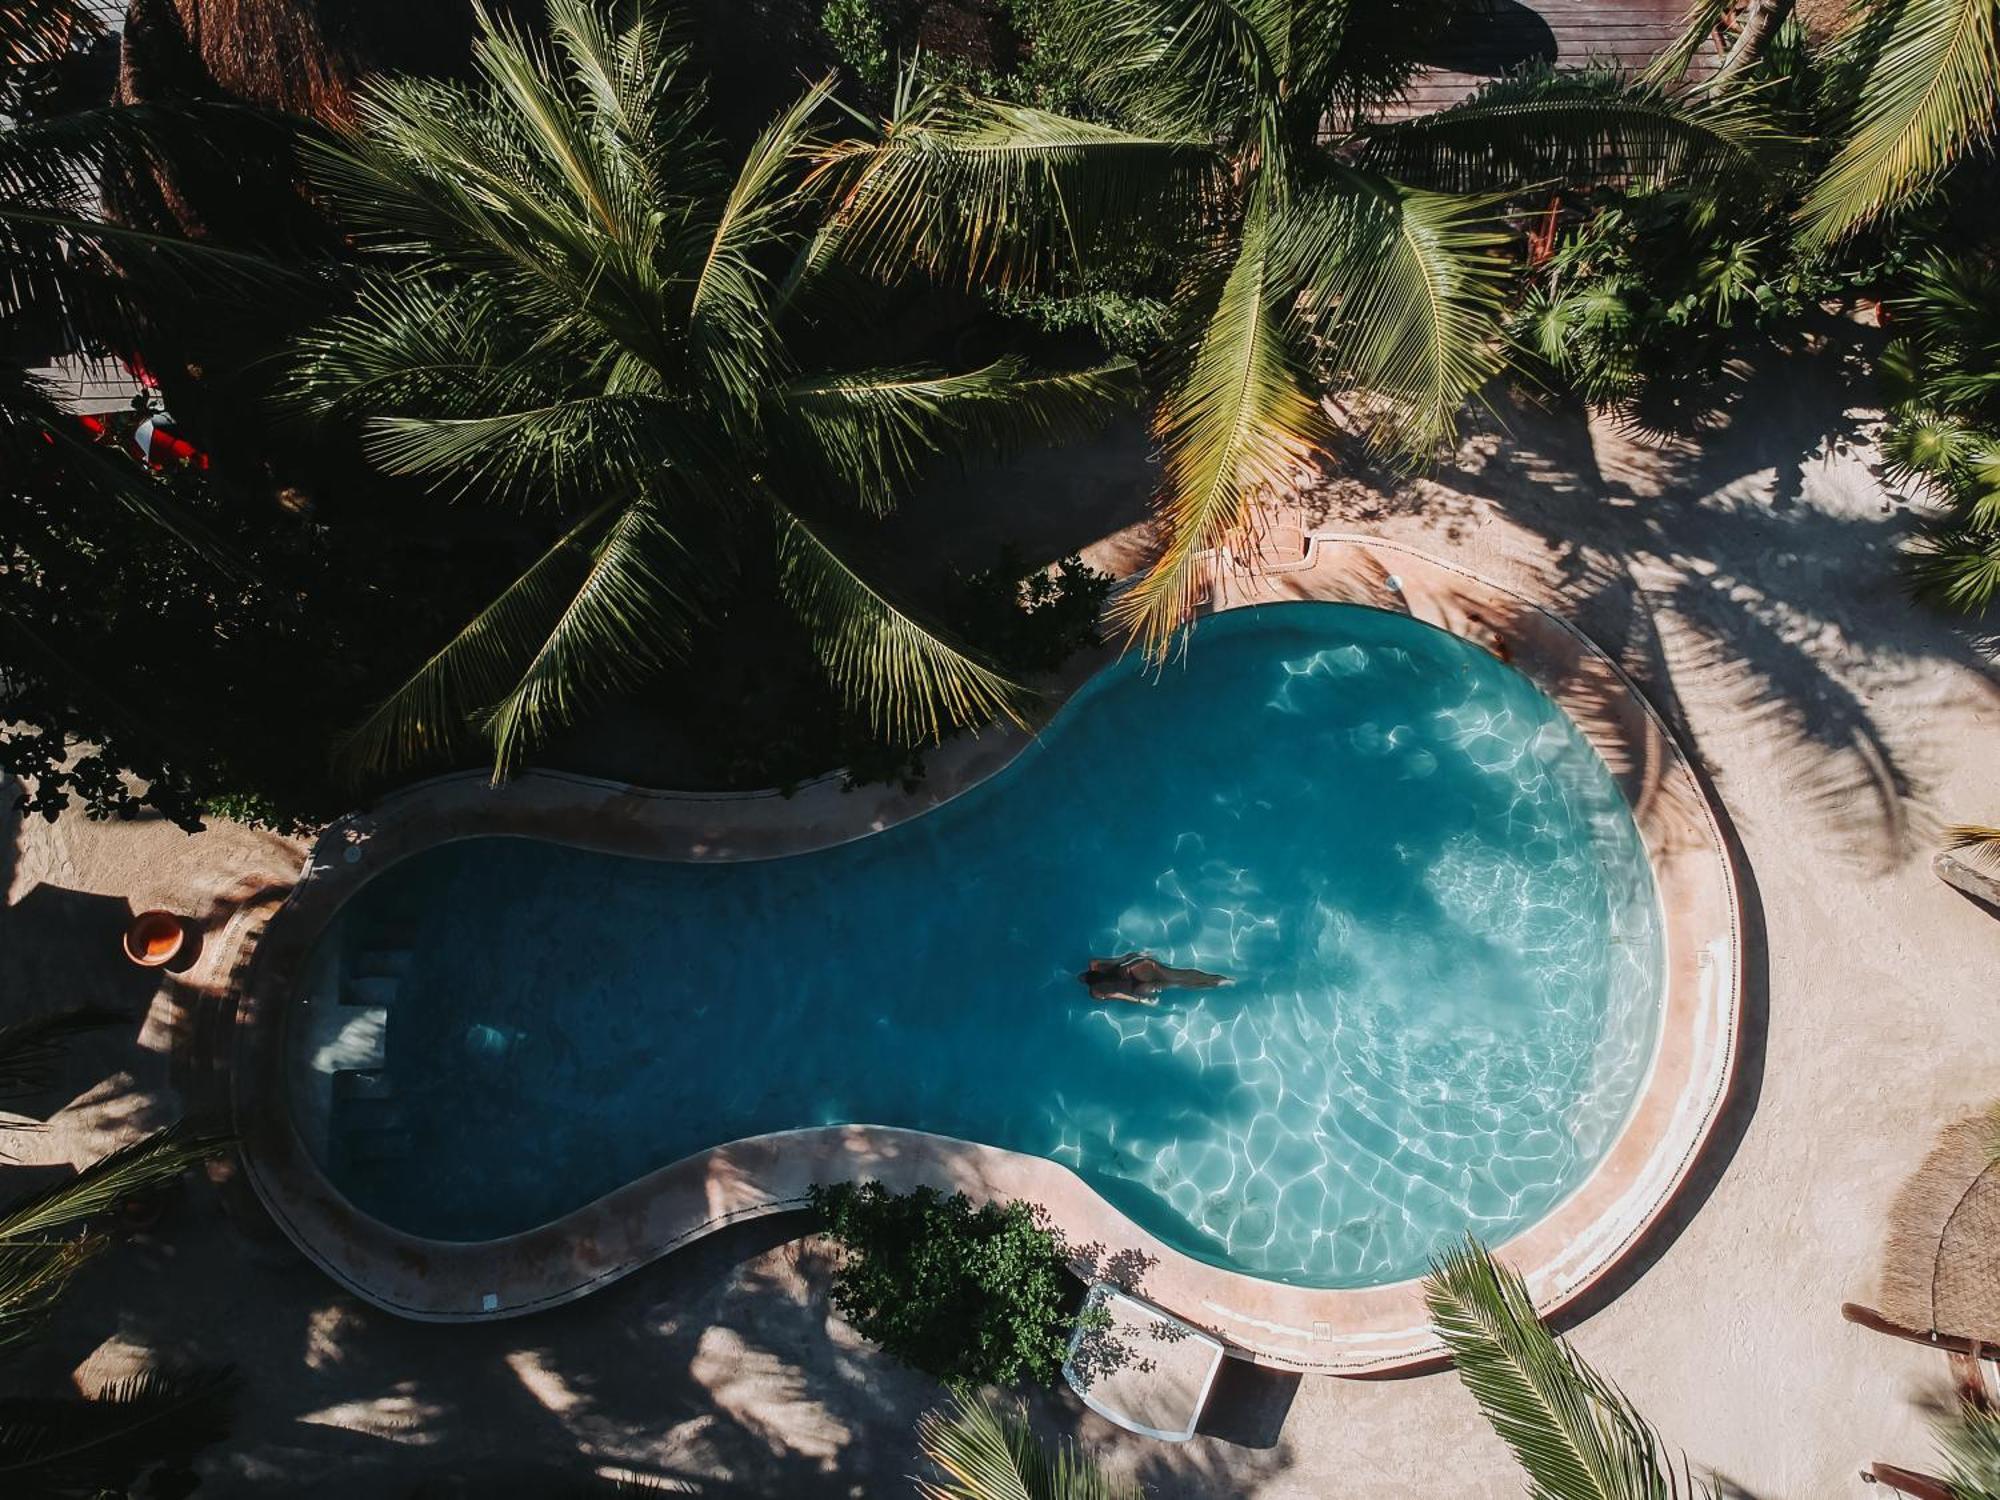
{"left": 1425, "top": 1237, "right": 1716, "bottom": 1500}
{"left": 1039, "top": 0, "right": 1286, "bottom": 165}
{"left": 1935, "top": 1398, "right": 2000, "bottom": 1500}
{"left": 808, "top": 86, "right": 1217, "bottom": 290}
{"left": 0, "top": 1122, "right": 229, "bottom": 1245}
{"left": 775, "top": 359, "right": 1141, "bottom": 511}
{"left": 0, "top": 1366, "right": 235, "bottom": 1487}
{"left": 1642, "top": 0, "right": 1735, "bottom": 88}
{"left": 1358, "top": 67, "right": 1786, "bottom": 193}
{"left": 0, "top": 1008, "right": 124, "bottom": 1110}
{"left": 0, "top": 0, "right": 99, "bottom": 71}
{"left": 0, "top": 1237, "right": 102, "bottom": 1359}
{"left": 1, "top": 381, "right": 253, "bottom": 574}
{"left": 686, "top": 75, "right": 835, "bottom": 406}
{"left": 915, "top": 1388, "right": 1141, "bottom": 1500}
{"left": 1907, "top": 517, "right": 2000, "bottom": 613}
{"left": 772, "top": 501, "right": 1029, "bottom": 743}
{"left": 1795, "top": 0, "right": 2000, "bottom": 247}
{"left": 1280, "top": 169, "right": 1510, "bottom": 456}
{"left": 1944, "top": 824, "right": 2000, "bottom": 868}
{"left": 334, "top": 501, "right": 696, "bottom": 781}
{"left": 1114, "top": 191, "right": 1324, "bottom": 658}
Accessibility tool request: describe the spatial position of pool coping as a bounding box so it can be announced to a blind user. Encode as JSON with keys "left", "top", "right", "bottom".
{"left": 219, "top": 534, "right": 1742, "bottom": 1375}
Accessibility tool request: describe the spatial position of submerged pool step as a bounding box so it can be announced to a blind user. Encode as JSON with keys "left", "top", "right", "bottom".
{"left": 341, "top": 975, "right": 402, "bottom": 1010}
{"left": 348, "top": 947, "right": 416, "bottom": 981}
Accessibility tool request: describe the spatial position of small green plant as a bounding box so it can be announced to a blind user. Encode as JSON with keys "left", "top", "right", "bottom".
{"left": 809, "top": 1182, "right": 1083, "bottom": 1387}
{"left": 820, "top": 0, "right": 896, "bottom": 87}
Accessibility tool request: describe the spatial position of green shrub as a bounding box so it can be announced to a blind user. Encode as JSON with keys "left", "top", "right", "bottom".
{"left": 809, "top": 1182, "right": 1082, "bottom": 1387}
{"left": 820, "top": 0, "right": 896, "bottom": 86}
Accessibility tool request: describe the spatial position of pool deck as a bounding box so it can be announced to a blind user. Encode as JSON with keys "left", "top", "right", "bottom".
{"left": 217, "top": 534, "right": 1741, "bottom": 1376}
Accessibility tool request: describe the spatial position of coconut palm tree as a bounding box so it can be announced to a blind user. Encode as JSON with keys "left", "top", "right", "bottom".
{"left": 915, "top": 1389, "right": 1137, "bottom": 1500}
{"left": 1425, "top": 1238, "right": 1719, "bottom": 1500}
{"left": 285, "top": 0, "right": 1139, "bottom": 781}
{"left": 1794, "top": 0, "right": 2000, "bottom": 248}
{"left": 808, "top": 0, "right": 1776, "bottom": 655}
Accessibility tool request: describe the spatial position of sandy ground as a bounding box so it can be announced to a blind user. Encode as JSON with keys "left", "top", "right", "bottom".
{"left": 4, "top": 333, "right": 1998, "bottom": 1498}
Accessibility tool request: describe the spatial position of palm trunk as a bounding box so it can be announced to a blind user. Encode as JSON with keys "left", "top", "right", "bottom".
{"left": 1710, "top": 0, "right": 1797, "bottom": 84}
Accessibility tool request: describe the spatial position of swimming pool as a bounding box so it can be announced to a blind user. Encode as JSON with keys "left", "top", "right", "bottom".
{"left": 290, "top": 601, "right": 1664, "bottom": 1290}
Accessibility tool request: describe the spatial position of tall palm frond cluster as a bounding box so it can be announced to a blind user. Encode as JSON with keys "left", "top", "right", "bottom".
{"left": 806, "top": 0, "right": 1774, "bottom": 655}
{"left": 284, "top": 0, "right": 1138, "bottom": 781}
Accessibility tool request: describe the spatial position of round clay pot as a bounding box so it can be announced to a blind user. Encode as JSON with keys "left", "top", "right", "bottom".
{"left": 123, "top": 911, "right": 185, "bottom": 968}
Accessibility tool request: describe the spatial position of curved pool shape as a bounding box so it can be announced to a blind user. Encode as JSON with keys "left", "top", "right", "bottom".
{"left": 293, "top": 603, "right": 1664, "bottom": 1290}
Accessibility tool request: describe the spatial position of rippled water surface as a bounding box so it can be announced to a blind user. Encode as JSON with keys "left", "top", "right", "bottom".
{"left": 294, "top": 603, "right": 1663, "bottom": 1288}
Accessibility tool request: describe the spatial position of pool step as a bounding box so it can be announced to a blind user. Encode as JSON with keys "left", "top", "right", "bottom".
{"left": 341, "top": 975, "right": 402, "bottom": 1010}
{"left": 349, "top": 947, "right": 416, "bottom": 981}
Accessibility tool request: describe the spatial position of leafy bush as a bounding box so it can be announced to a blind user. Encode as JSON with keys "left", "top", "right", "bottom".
{"left": 809, "top": 1182, "right": 1082, "bottom": 1387}
{"left": 1511, "top": 188, "right": 1795, "bottom": 430}
{"left": 820, "top": 0, "right": 896, "bottom": 86}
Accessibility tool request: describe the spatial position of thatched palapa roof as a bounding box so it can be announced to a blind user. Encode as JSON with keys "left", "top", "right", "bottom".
{"left": 1872, "top": 1108, "right": 2000, "bottom": 1346}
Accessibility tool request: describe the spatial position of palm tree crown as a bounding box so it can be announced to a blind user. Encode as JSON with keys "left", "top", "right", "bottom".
{"left": 810, "top": 0, "right": 1774, "bottom": 655}
{"left": 287, "top": 0, "right": 1138, "bottom": 781}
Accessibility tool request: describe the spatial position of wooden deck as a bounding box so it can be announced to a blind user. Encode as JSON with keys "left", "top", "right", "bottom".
{"left": 1375, "top": 0, "right": 1721, "bottom": 121}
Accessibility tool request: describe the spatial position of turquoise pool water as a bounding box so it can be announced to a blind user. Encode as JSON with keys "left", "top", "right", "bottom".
{"left": 293, "top": 603, "right": 1663, "bottom": 1289}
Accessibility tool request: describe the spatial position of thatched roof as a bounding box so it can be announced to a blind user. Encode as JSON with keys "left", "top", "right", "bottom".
{"left": 115, "top": 0, "right": 512, "bottom": 124}
{"left": 1873, "top": 1108, "right": 2000, "bottom": 1344}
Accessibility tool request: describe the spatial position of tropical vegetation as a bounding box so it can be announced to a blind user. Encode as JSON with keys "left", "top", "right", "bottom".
{"left": 914, "top": 1387, "right": 1139, "bottom": 1500}
{"left": 283, "top": 0, "right": 1137, "bottom": 783}
{"left": 1931, "top": 1397, "right": 2000, "bottom": 1500}
{"left": 810, "top": 1181, "right": 1086, "bottom": 1387}
{"left": 808, "top": 0, "right": 1774, "bottom": 654}
{"left": 1425, "top": 1237, "right": 1719, "bottom": 1500}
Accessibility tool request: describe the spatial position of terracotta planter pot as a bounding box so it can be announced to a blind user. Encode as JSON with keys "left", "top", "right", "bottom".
{"left": 123, "top": 911, "right": 185, "bottom": 968}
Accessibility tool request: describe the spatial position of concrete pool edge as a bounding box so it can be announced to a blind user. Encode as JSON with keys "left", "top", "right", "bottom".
{"left": 221, "top": 535, "right": 1743, "bottom": 1375}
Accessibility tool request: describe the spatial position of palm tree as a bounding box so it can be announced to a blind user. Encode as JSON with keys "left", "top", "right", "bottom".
{"left": 1425, "top": 1238, "right": 1719, "bottom": 1500}
{"left": 914, "top": 1389, "right": 1137, "bottom": 1500}
{"left": 285, "top": 0, "right": 1138, "bottom": 782}
{"left": 808, "top": 0, "right": 1775, "bottom": 655}
{"left": 1794, "top": 0, "right": 2000, "bottom": 248}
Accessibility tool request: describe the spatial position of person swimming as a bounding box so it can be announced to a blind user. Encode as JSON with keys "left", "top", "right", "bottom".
{"left": 1079, "top": 952, "right": 1232, "bottom": 1005}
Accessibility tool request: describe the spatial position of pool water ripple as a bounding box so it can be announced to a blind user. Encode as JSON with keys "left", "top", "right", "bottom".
{"left": 292, "top": 603, "right": 1663, "bottom": 1289}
